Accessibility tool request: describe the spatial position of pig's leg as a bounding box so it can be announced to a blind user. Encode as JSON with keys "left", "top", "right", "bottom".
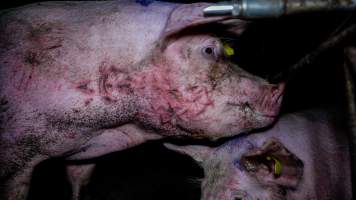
{"left": 1, "top": 156, "right": 46, "bottom": 200}
{"left": 64, "top": 124, "right": 162, "bottom": 200}
{"left": 66, "top": 164, "right": 95, "bottom": 200}
{"left": 5, "top": 168, "right": 33, "bottom": 200}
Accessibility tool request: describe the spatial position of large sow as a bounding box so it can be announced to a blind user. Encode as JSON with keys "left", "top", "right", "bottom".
{"left": 0, "top": 1, "right": 284, "bottom": 199}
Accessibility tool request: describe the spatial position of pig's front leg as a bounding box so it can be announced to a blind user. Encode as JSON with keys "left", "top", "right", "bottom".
{"left": 64, "top": 124, "right": 161, "bottom": 200}
{"left": 66, "top": 164, "right": 95, "bottom": 200}
{"left": 1, "top": 155, "right": 47, "bottom": 200}
{"left": 66, "top": 124, "right": 162, "bottom": 160}
{"left": 4, "top": 168, "right": 33, "bottom": 200}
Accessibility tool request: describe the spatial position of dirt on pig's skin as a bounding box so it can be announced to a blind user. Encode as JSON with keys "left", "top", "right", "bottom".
{"left": 0, "top": 1, "right": 284, "bottom": 200}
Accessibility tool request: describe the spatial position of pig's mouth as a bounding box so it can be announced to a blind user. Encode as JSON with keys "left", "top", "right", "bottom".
{"left": 226, "top": 82, "right": 284, "bottom": 119}
{"left": 227, "top": 101, "right": 279, "bottom": 119}
{"left": 256, "top": 112, "right": 278, "bottom": 118}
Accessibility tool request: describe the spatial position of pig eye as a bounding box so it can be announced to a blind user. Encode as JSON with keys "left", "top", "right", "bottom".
{"left": 201, "top": 46, "right": 218, "bottom": 60}
{"left": 204, "top": 47, "right": 213, "bottom": 54}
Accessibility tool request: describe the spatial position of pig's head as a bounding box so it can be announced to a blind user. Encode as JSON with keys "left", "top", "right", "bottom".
{"left": 165, "top": 137, "right": 303, "bottom": 200}
{"left": 132, "top": 3, "right": 284, "bottom": 139}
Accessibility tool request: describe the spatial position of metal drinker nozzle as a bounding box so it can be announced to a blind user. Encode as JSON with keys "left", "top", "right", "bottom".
{"left": 203, "top": 0, "right": 356, "bottom": 18}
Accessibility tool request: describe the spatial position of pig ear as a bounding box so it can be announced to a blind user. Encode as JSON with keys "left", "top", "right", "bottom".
{"left": 240, "top": 138, "right": 304, "bottom": 189}
{"left": 162, "top": 3, "right": 230, "bottom": 37}
{"left": 219, "top": 19, "right": 249, "bottom": 36}
{"left": 164, "top": 143, "right": 212, "bottom": 164}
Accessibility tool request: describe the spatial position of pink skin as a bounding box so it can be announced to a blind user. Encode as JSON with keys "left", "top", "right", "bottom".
{"left": 166, "top": 110, "right": 352, "bottom": 200}
{"left": 0, "top": 1, "right": 283, "bottom": 200}
{"left": 134, "top": 36, "right": 284, "bottom": 139}
{"left": 66, "top": 164, "right": 95, "bottom": 200}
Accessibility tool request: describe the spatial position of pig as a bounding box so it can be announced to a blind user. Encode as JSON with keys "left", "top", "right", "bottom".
{"left": 0, "top": 1, "right": 284, "bottom": 199}
{"left": 166, "top": 110, "right": 352, "bottom": 200}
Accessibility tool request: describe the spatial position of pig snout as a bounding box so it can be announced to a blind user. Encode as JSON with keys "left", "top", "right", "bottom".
{"left": 218, "top": 73, "right": 285, "bottom": 137}
{"left": 227, "top": 69, "right": 285, "bottom": 118}
{"left": 249, "top": 82, "right": 285, "bottom": 118}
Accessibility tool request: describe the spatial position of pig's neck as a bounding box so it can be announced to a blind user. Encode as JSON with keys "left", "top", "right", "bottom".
{"left": 90, "top": 54, "right": 193, "bottom": 137}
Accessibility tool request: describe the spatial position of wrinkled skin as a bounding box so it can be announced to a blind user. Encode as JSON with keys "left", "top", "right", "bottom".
{"left": 166, "top": 110, "right": 351, "bottom": 200}
{"left": 0, "top": 1, "right": 284, "bottom": 199}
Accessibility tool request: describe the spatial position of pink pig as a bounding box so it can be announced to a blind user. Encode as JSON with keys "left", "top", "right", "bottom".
{"left": 0, "top": 1, "right": 284, "bottom": 199}
{"left": 166, "top": 110, "right": 351, "bottom": 200}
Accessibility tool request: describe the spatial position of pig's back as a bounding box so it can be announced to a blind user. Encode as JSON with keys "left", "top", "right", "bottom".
{"left": 0, "top": 1, "right": 176, "bottom": 147}
{"left": 0, "top": 0, "right": 175, "bottom": 93}
{"left": 0, "top": 1, "right": 176, "bottom": 126}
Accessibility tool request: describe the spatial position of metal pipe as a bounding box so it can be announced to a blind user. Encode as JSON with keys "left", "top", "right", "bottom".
{"left": 344, "top": 48, "right": 356, "bottom": 199}
{"left": 204, "top": 0, "right": 356, "bottom": 18}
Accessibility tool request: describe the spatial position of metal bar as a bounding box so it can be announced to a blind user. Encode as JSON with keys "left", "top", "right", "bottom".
{"left": 344, "top": 49, "right": 356, "bottom": 199}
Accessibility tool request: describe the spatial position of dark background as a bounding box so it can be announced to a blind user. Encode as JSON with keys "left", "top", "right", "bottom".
{"left": 1, "top": 0, "right": 355, "bottom": 199}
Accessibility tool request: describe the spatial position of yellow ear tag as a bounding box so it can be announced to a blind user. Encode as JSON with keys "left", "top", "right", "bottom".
{"left": 223, "top": 43, "right": 234, "bottom": 56}
{"left": 266, "top": 156, "right": 282, "bottom": 176}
